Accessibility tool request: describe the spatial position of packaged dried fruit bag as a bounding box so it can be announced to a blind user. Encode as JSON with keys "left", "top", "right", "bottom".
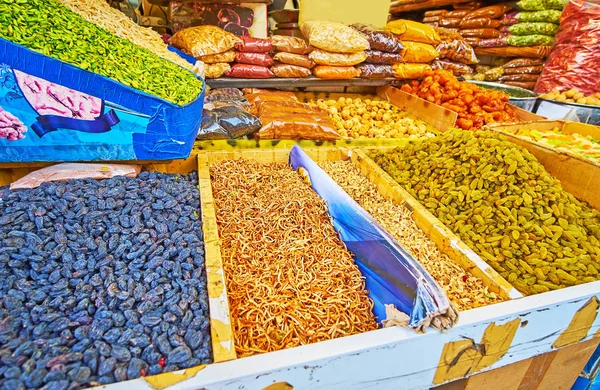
{"left": 535, "top": 0, "right": 600, "bottom": 95}
{"left": 349, "top": 24, "right": 404, "bottom": 53}
{"left": 170, "top": 25, "right": 241, "bottom": 57}
{"left": 509, "top": 22, "right": 559, "bottom": 36}
{"left": 301, "top": 21, "right": 370, "bottom": 53}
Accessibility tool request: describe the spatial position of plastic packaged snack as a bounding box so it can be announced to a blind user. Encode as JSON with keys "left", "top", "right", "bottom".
{"left": 517, "top": 0, "right": 568, "bottom": 11}
{"left": 204, "top": 88, "right": 245, "bottom": 103}
{"left": 453, "top": 1, "right": 484, "bottom": 10}
{"left": 503, "top": 57, "right": 545, "bottom": 67}
{"left": 235, "top": 36, "right": 273, "bottom": 53}
{"left": 516, "top": 10, "right": 563, "bottom": 23}
{"left": 235, "top": 52, "right": 274, "bottom": 67}
{"left": 205, "top": 62, "right": 231, "bottom": 78}
{"left": 460, "top": 18, "right": 502, "bottom": 29}
{"left": 506, "top": 34, "right": 555, "bottom": 46}
{"left": 509, "top": 22, "right": 559, "bottom": 35}
{"left": 425, "top": 22, "right": 441, "bottom": 27}
{"left": 499, "top": 73, "right": 540, "bottom": 81}
{"left": 459, "top": 28, "right": 501, "bottom": 38}
{"left": 440, "top": 18, "right": 462, "bottom": 28}
{"left": 271, "top": 63, "right": 312, "bottom": 78}
{"left": 309, "top": 50, "right": 368, "bottom": 66}
{"left": 386, "top": 20, "right": 441, "bottom": 45}
{"left": 226, "top": 64, "right": 274, "bottom": 78}
{"left": 365, "top": 50, "right": 404, "bottom": 64}
{"left": 477, "top": 36, "right": 509, "bottom": 47}
{"left": 312, "top": 66, "right": 361, "bottom": 79}
{"left": 198, "top": 103, "right": 262, "bottom": 139}
{"left": 273, "top": 52, "right": 316, "bottom": 68}
{"left": 446, "top": 10, "right": 471, "bottom": 18}
{"left": 431, "top": 59, "right": 473, "bottom": 76}
{"left": 400, "top": 41, "right": 439, "bottom": 63}
{"left": 200, "top": 50, "right": 236, "bottom": 64}
{"left": 356, "top": 63, "right": 394, "bottom": 78}
{"left": 170, "top": 25, "right": 241, "bottom": 57}
{"left": 503, "top": 81, "right": 537, "bottom": 89}
{"left": 198, "top": 111, "right": 228, "bottom": 140}
{"left": 484, "top": 66, "right": 505, "bottom": 81}
{"left": 503, "top": 65, "right": 545, "bottom": 74}
{"left": 254, "top": 102, "right": 340, "bottom": 140}
{"left": 423, "top": 16, "right": 442, "bottom": 23}
{"left": 501, "top": 12, "right": 520, "bottom": 25}
{"left": 436, "top": 40, "right": 478, "bottom": 63}
{"left": 392, "top": 63, "right": 432, "bottom": 79}
{"left": 425, "top": 10, "right": 448, "bottom": 17}
{"left": 463, "top": 37, "right": 481, "bottom": 46}
{"left": 301, "top": 21, "right": 370, "bottom": 53}
{"left": 349, "top": 24, "right": 404, "bottom": 53}
{"left": 271, "top": 35, "right": 314, "bottom": 55}
{"left": 535, "top": 0, "right": 600, "bottom": 95}
{"left": 464, "top": 5, "right": 513, "bottom": 19}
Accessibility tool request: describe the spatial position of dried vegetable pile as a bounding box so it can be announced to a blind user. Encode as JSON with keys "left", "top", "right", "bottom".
{"left": 0, "top": 172, "right": 212, "bottom": 389}
{"left": 321, "top": 160, "right": 502, "bottom": 310}
{"left": 210, "top": 159, "right": 378, "bottom": 357}
{"left": 401, "top": 70, "right": 519, "bottom": 130}
{"left": 309, "top": 96, "right": 433, "bottom": 139}
{"left": 369, "top": 130, "right": 600, "bottom": 295}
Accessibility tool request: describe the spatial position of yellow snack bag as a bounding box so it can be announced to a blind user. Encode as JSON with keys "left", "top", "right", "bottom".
{"left": 400, "top": 41, "right": 439, "bottom": 63}
{"left": 392, "top": 63, "right": 432, "bottom": 79}
{"left": 386, "top": 20, "right": 442, "bottom": 45}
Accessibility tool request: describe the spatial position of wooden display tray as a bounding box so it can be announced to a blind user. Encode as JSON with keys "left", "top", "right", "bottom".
{"left": 475, "top": 46, "right": 553, "bottom": 59}
{"left": 206, "top": 77, "right": 403, "bottom": 90}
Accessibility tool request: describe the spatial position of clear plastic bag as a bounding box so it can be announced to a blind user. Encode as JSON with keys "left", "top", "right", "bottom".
{"left": 504, "top": 65, "right": 544, "bottom": 74}
{"left": 517, "top": 0, "right": 568, "bottom": 11}
{"left": 535, "top": 0, "right": 600, "bottom": 95}
{"left": 301, "top": 21, "right": 370, "bottom": 53}
{"left": 254, "top": 102, "right": 340, "bottom": 140}
{"left": 226, "top": 64, "right": 274, "bottom": 78}
{"left": 459, "top": 28, "right": 501, "bottom": 38}
{"left": 516, "top": 10, "right": 563, "bottom": 23}
{"left": 200, "top": 50, "right": 236, "bottom": 64}
{"left": 235, "top": 52, "right": 274, "bottom": 66}
{"left": 349, "top": 24, "right": 404, "bottom": 53}
{"left": 446, "top": 10, "right": 470, "bottom": 18}
{"left": 501, "top": 12, "right": 520, "bottom": 25}
{"left": 506, "top": 34, "right": 554, "bottom": 46}
{"left": 431, "top": 59, "right": 473, "bottom": 76}
{"left": 460, "top": 18, "right": 502, "bottom": 29}
{"left": 425, "top": 10, "right": 448, "bottom": 17}
{"left": 309, "top": 50, "right": 368, "bottom": 66}
{"left": 204, "top": 88, "right": 245, "bottom": 103}
{"left": 423, "top": 16, "right": 442, "bottom": 23}
{"left": 478, "top": 36, "right": 509, "bottom": 47}
{"left": 464, "top": 37, "right": 481, "bottom": 47}
{"left": 273, "top": 52, "right": 316, "bottom": 68}
{"left": 439, "top": 18, "right": 462, "bottom": 28}
{"left": 365, "top": 50, "right": 404, "bottom": 64}
{"left": 271, "top": 35, "right": 313, "bottom": 55}
{"left": 205, "top": 63, "right": 231, "bottom": 78}
{"left": 392, "top": 63, "right": 432, "bottom": 79}
{"left": 503, "top": 58, "right": 545, "bottom": 67}
{"left": 235, "top": 36, "right": 272, "bottom": 53}
{"left": 198, "top": 111, "right": 229, "bottom": 140}
{"left": 386, "top": 20, "right": 442, "bottom": 45}
{"left": 170, "top": 25, "right": 241, "bottom": 57}
{"left": 312, "top": 66, "right": 361, "bottom": 79}
{"left": 464, "top": 5, "right": 513, "bottom": 20}
{"left": 271, "top": 63, "right": 312, "bottom": 78}
{"left": 356, "top": 63, "right": 394, "bottom": 78}
{"left": 509, "top": 22, "right": 559, "bottom": 35}
{"left": 400, "top": 41, "right": 439, "bottom": 63}
{"left": 436, "top": 40, "right": 479, "bottom": 64}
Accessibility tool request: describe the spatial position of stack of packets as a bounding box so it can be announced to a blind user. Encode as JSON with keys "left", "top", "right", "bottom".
{"left": 349, "top": 24, "right": 405, "bottom": 79}
{"left": 501, "top": 0, "right": 567, "bottom": 47}
{"left": 465, "top": 57, "right": 544, "bottom": 90}
{"left": 227, "top": 37, "right": 275, "bottom": 78}
{"left": 301, "top": 21, "right": 369, "bottom": 79}
{"left": 432, "top": 27, "right": 478, "bottom": 76}
{"left": 271, "top": 36, "right": 315, "bottom": 78}
{"left": 170, "top": 25, "right": 241, "bottom": 78}
{"left": 385, "top": 20, "right": 441, "bottom": 79}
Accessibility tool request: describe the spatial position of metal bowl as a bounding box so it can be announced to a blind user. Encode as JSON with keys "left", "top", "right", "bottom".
{"left": 269, "top": 9, "right": 299, "bottom": 23}
{"left": 466, "top": 80, "right": 538, "bottom": 112}
{"left": 533, "top": 98, "right": 600, "bottom": 125}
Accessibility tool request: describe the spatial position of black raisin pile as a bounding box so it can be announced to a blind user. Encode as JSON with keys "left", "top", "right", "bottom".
{"left": 0, "top": 172, "right": 212, "bottom": 389}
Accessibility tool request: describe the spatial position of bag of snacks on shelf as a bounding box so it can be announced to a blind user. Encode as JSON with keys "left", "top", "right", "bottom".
{"left": 312, "top": 65, "right": 361, "bottom": 79}
{"left": 392, "top": 63, "right": 432, "bottom": 79}
{"left": 478, "top": 36, "right": 509, "bottom": 47}
{"left": 454, "top": 1, "right": 484, "bottom": 10}
{"left": 504, "top": 65, "right": 545, "bottom": 74}
{"left": 503, "top": 81, "right": 537, "bottom": 89}
{"left": 484, "top": 66, "right": 505, "bottom": 81}
{"left": 446, "top": 10, "right": 471, "bottom": 18}
{"left": 356, "top": 63, "right": 394, "bottom": 78}
{"left": 244, "top": 90, "right": 298, "bottom": 112}
{"left": 170, "top": 25, "right": 241, "bottom": 57}
{"left": 400, "top": 41, "right": 439, "bottom": 63}
{"left": 235, "top": 52, "right": 274, "bottom": 67}
{"left": 349, "top": 24, "right": 405, "bottom": 53}
{"left": 460, "top": 28, "right": 501, "bottom": 38}
{"left": 270, "top": 63, "right": 312, "bottom": 78}
{"left": 509, "top": 22, "right": 559, "bottom": 35}
{"left": 226, "top": 64, "right": 274, "bottom": 78}
{"left": 204, "top": 88, "right": 247, "bottom": 104}
{"left": 235, "top": 36, "right": 273, "bottom": 53}
{"left": 464, "top": 5, "right": 513, "bottom": 19}
{"left": 423, "top": 16, "right": 442, "bottom": 23}
{"left": 535, "top": 0, "right": 600, "bottom": 95}
{"left": 198, "top": 111, "right": 228, "bottom": 140}
{"left": 440, "top": 18, "right": 462, "bottom": 28}
{"left": 200, "top": 50, "right": 236, "bottom": 64}
{"left": 425, "top": 10, "right": 448, "bottom": 17}
{"left": 501, "top": 12, "right": 520, "bottom": 25}
{"left": 309, "top": 50, "right": 368, "bottom": 66}
{"left": 425, "top": 22, "right": 441, "bottom": 27}
{"left": 198, "top": 103, "right": 262, "bottom": 139}
{"left": 516, "top": 10, "right": 563, "bottom": 23}
{"left": 205, "top": 63, "right": 231, "bottom": 78}
{"left": 463, "top": 37, "right": 481, "bottom": 46}
{"left": 386, "top": 20, "right": 441, "bottom": 45}
{"left": 273, "top": 52, "right": 316, "bottom": 68}
{"left": 255, "top": 103, "right": 340, "bottom": 140}
{"left": 436, "top": 40, "right": 478, "bottom": 63}
{"left": 271, "top": 35, "right": 314, "bottom": 55}
{"left": 503, "top": 57, "right": 545, "bottom": 67}
{"left": 271, "top": 63, "right": 311, "bottom": 78}
{"left": 460, "top": 18, "right": 502, "bottom": 29}
{"left": 517, "top": 0, "right": 568, "bottom": 11}
{"left": 365, "top": 50, "right": 404, "bottom": 64}
{"left": 301, "top": 21, "right": 370, "bottom": 53}
{"left": 431, "top": 59, "right": 473, "bottom": 76}
{"left": 499, "top": 73, "right": 540, "bottom": 81}
{"left": 507, "top": 34, "right": 555, "bottom": 46}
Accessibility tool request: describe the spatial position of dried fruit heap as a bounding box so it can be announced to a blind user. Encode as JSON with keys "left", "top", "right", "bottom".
{"left": 210, "top": 159, "right": 378, "bottom": 357}
{"left": 370, "top": 130, "right": 600, "bottom": 295}
{"left": 0, "top": 172, "right": 211, "bottom": 389}
{"left": 0, "top": 0, "right": 202, "bottom": 105}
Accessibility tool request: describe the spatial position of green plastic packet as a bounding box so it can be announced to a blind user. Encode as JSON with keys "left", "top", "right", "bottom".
{"left": 507, "top": 34, "right": 555, "bottom": 46}
{"left": 516, "top": 10, "right": 563, "bottom": 23}
{"left": 509, "top": 22, "right": 559, "bottom": 36}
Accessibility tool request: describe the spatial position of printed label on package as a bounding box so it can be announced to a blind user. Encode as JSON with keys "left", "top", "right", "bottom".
{"left": 0, "top": 64, "right": 150, "bottom": 162}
